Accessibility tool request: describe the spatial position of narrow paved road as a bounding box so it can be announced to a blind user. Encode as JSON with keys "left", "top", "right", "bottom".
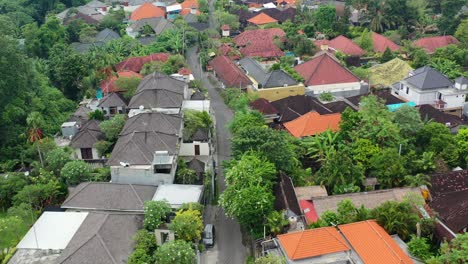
{"left": 187, "top": 47, "right": 246, "bottom": 264}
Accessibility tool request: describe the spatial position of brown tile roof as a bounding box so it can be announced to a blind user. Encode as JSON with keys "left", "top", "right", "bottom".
{"left": 270, "top": 95, "right": 336, "bottom": 122}
{"left": 247, "top": 13, "right": 278, "bottom": 25}
{"left": 284, "top": 112, "right": 341, "bottom": 138}
{"left": 249, "top": 98, "right": 278, "bottom": 115}
{"left": 339, "top": 220, "right": 413, "bottom": 264}
{"left": 418, "top": 104, "right": 465, "bottom": 128}
{"left": 413, "top": 35, "right": 459, "bottom": 54}
{"left": 240, "top": 41, "right": 284, "bottom": 58}
{"left": 208, "top": 56, "right": 252, "bottom": 88}
{"left": 277, "top": 227, "right": 350, "bottom": 260}
{"left": 115, "top": 53, "right": 169, "bottom": 72}
{"left": 273, "top": 172, "right": 302, "bottom": 216}
{"left": 429, "top": 170, "right": 468, "bottom": 233}
{"left": 295, "top": 52, "right": 360, "bottom": 86}
{"left": 372, "top": 32, "right": 400, "bottom": 53}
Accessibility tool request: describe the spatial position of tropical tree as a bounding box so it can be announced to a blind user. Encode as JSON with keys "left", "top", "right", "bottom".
{"left": 254, "top": 254, "right": 287, "bottom": 264}
{"left": 60, "top": 160, "right": 91, "bottom": 185}
{"left": 430, "top": 58, "right": 463, "bottom": 79}
{"left": 0, "top": 173, "right": 28, "bottom": 209}
{"left": 404, "top": 173, "right": 431, "bottom": 187}
{"left": 393, "top": 104, "right": 424, "bottom": 139}
{"left": 127, "top": 230, "right": 158, "bottom": 264}
{"left": 428, "top": 233, "right": 468, "bottom": 263}
{"left": 153, "top": 240, "right": 195, "bottom": 264}
{"left": 407, "top": 235, "right": 433, "bottom": 261}
{"left": 144, "top": 200, "right": 171, "bottom": 231}
{"left": 266, "top": 210, "right": 288, "bottom": 236}
{"left": 371, "top": 201, "right": 418, "bottom": 241}
{"left": 183, "top": 110, "right": 213, "bottom": 141}
{"left": 26, "top": 112, "right": 45, "bottom": 167}
{"left": 314, "top": 5, "right": 336, "bottom": 34}
{"left": 369, "top": 148, "right": 407, "bottom": 188}
{"left": 302, "top": 129, "right": 341, "bottom": 163}
{"left": 45, "top": 147, "right": 72, "bottom": 175}
{"left": 99, "top": 114, "right": 126, "bottom": 142}
{"left": 224, "top": 151, "right": 277, "bottom": 189}
{"left": 169, "top": 209, "right": 204, "bottom": 242}
{"left": 229, "top": 111, "right": 265, "bottom": 135}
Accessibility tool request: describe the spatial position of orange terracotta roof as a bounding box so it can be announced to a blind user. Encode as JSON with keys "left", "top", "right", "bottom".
{"left": 277, "top": 227, "right": 350, "bottom": 260}
{"left": 247, "top": 13, "right": 278, "bottom": 25}
{"left": 284, "top": 111, "right": 341, "bottom": 138}
{"left": 339, "top": 220, "right": 414, "bottom": 264}
{"left": 130, "top": 3, "right": 165, "bottom": 21}
{"left": 181, "top": 0, "right": 198, "bottom": 9}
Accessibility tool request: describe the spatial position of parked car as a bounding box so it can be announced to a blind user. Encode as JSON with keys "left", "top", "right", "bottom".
{"left": 203, "top": 224, "right": 215, "bottom": 247}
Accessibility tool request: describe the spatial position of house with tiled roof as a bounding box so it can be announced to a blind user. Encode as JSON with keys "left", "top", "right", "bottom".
{"left": 391, "top": 66, "right": 468, "bottom": 116}
{"left": 70, "top": 120, "right": 106, "bottom": 161}
{"left": 315, "top": 35, "right": 365, "bottom": 57}
{"left": 101, "top": 70, "right": 143, "bottom": 95}
{"left": 271, "top": 220, "right": 415, "bottom": 263}
{"left": 97, "top": 92, "right": 128, "bottom": 117}
{"left": 413, "top": 35, "right": 459, "bottom": 54}
{"left": 249, "top": 98, "right": 279, "bottom": 121}
{"left": 294, "top": 52, "right": 365, "bottom": 97}
{"left": 284, "top": 111, "right": 341, "bottom": 138}
{"left": 428, "top": 169, "right": 468, "bottom": 240}
{"left": 247, "top": 13, "right": 278, "bottom": 26}
{"left": 239, "top": 57, "right": 305, "bottom": 101}
{"left": 234, "top": 28, "right": 286, "bottom": 58}
{"left": 418, "top": 104, "right": 466, "bottom": 133}
{"left": 115, "top": 53, "right": 170, "bottom": 72}
{"left": 372, "top": 32, "right": 400, "bottom": 53}
{"left": 129, "top": 2, "right": 166, "bottom": 21}
{"left": 208, "top": 56, "right": 252, "bottom": 89}
{"left": 126, "top": 17, "right": 175, "bottom": 38}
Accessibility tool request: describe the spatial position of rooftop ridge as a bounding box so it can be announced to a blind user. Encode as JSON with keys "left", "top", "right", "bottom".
{"left": 366, "top": 220, "right": 405, "bottom": 263}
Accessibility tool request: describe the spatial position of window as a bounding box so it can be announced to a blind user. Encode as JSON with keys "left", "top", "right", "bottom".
{"left": 438, "top": 93, "right": 442, "bottom": 100}
{"left": 154, "top": 164, "right": 172, "bottom": 174}
{"left": 406, "top": 87, "right": 409, "bottom": 94}
{"left": 109, "top": 107, "right": 117, "bottom": 115}
{"left": 195, "top": 145, "right": 200, "bottom": 156}
{"left": 81, "top": 148, "right": 93, "bottom": 160}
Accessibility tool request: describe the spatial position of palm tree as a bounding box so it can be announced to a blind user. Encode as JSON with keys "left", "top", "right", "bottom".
{"left": 302, "top": 130, "right": 341, "bottom": 163}
{"left": 404, "top": 173, "right": 432, "bottom": 187}
{"left": 26, "top": 112, "right": 45, "bottom": 167}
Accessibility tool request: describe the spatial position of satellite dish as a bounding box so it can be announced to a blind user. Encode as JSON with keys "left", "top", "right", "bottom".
{"left": 139, "top": 105, "right": 144, "bottom": 110}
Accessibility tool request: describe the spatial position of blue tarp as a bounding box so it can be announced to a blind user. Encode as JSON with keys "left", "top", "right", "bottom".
{"left": 387, "top": 102, "right": 416, "bottom": 112}
{"left": 96, "top": 88, "right": 103, "bottom": 99}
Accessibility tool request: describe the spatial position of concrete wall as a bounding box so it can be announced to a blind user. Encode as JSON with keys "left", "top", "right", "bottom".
{"left": 443, "top": 94, "right": 466, "bottom": 109}
{"left": 306, "top": 82, "right": 362, "bottom": 95}
{"left": 179, "top": 142, "right": 210, "bottom": 157}
{"left": 110, "top": 166, "right": 175, "bottom": 186}
{"left": 247, "top": 84, "right": 305, "bottom": 102}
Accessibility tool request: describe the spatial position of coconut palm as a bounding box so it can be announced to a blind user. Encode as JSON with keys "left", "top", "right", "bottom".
{"left": 26, "top": 112, "right": 45, "bottom": 167}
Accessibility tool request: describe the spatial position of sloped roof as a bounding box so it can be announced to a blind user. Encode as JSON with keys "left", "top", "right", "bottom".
{"left": 107, "top": 131, "right": 178, "bottom": 166}
{"left": 329, "top": 35, "right": 365, "bottom": 56}
{"left": 239, "top": 57, "right": 297, "bottom": 88}
{"left": 429, "top": 170, "right": 468, "bottom": 233}
{"left": 101, "top": 70, "right": 143, "bottom": 95}
{"left": 72, "top": 105, "right": 92, "bottom": 121}
{"left": 369, "top": 58, "right": 413, "bottom": 87}
{"left": 270, "top": 95, "right": 336, "bottom": 122}
{"left": 187, "top": 158, "right": 205, "bottom": 174}
{"left": 274, "top": 172, "right": 302, "bottom": 216}
{"left": 208, "top": 56, "right": 252, "bottom": 88}
{"left": 311, "top": 187, "right": 421, "bottom": 217}
{"left": 95, "top": 28, "right": 120, "bottom": 42}
{"left": 455, "top": 76, "right": 468, "bottom": 85}
{"left": 191, "top": 91, "right": 205, "bottom": 100}
{"left": 294, "top": 186, "right": 328, "bottom": 200}
{"left": 339, "top": 220, "right": 413, "bottom": 264}
{"left": 284, "top": 111, "right": 341, "bottom": 138}
{"left": 116, "top": 53, "right": 169, "bottom": 72}
{"left": 130, "top": 3, "right": 165, "bottom": 20}
{"left": 404, "top": 66, "right": 453, "bottom": 90}
{"left": 261, "top": 7, "right": 296, "bottom": 22}
{"left": 120, "top": 112, "right": 182, "bottom": 136}
{"left": 56, "top": 213, "right": 143, "bottom": 264}
{"left": 295, "top": 52, "right": 360, "bottom": 86}
{"left": 277, "top": 227, "right": 350, "bottom": 260}
{"left": 240, "top": 41, "right": 284, "bottom": 58}
{"left": 180, "top": 8, "right": 200, "bottom": 16}
{"left": 418, "top": 104, "right": 464, "bottom": 128}
{"left": 181, "top": 0, "right": 199, "bottom": 9}
{"left": 70, "top": 120, "right": 105, "bottom": 149}
{"left": 135, "top": 72, "right": 186, "bottom": 94}
{"left": 183, "top": 13, "right": 198, "bottom": 23}
{"left": 191, "top": 128, "right": 209, "bottom": 141}
{"left": 64, "top": 11, "right": 100, "bottom": 25}
{"left": 128, "top": 89, "right": 184, "bottom": 109}
{"left": 249, "top": 98, "right": 278, "bottom": 115}
{"left": 372, "top": 32, "right": 400, "bottom": 53}
{"left": 247, "top": 12, "right": 278, "bottom": 25}
{"left": 299, "top": 200, "right": 318, "bottom": 224}
{"left": 62, "top": 182, "right": 157, "bottom": 212}
{"left": 234, "top": 28, "right": 285, "bottom": 46}
{"left": 413, "top": 35, "right": 459, "bottom": 54}
{"left": 127, "top": 17, "right": 175, "bottom": 35}
{"left": 97, "top": 92, "right": 128, "bottom": 108}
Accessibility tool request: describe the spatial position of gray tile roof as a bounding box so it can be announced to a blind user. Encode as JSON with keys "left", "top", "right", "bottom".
{"left": 95, "top": 28, "right": 120, "bottom": 43}
{"left": 455, "top": 76, "right": 468, "bottom": 85}
{"left": 405, "top": 66, "right": 453, "bottom": 90}
{"left": 191, "top": 128, "right": 209, "bottom": 142}
{"left": 120, "top": 112, "right": 182, "bottom": 136}
{"left": 128, "top": 17, "right": 175, "bottom": 35}
{"left": 239, "top": 57, "right": 297, "bottom": 88}
{"left": 70, "top": 120, "right": 105, "bottom": 148}
{"left": 187, "top": 158, "right": 205, "bottom": 174}
{"left": 107, "top": 131, "right": 178, "bottom": 166}
{"left": 61, "top": 182, "right": 157, "bottom": 212}
{"left": 191, "top": 91, "right": 206, "bottom": 100}
{"left": 128, "top": 72, "right": 186, "bottom": 109}
{"left": 56, "top": 213, "right": 143, "bottom": 264}
{"left": 97, "top": 92, "right": 128, "bottom": 108}
{"left": 71, "top": 105, "right": 92, "bottom": 122}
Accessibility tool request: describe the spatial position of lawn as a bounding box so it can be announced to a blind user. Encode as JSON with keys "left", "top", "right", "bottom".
{"left": 0, "top": 211, "right": 31, "bottom": 250}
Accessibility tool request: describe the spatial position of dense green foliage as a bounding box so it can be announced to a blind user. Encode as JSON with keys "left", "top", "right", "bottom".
{"left": 169, "top": 209, "right": 204, "bottom": 242}
{"left": 144, "top": 200, "right": 172, "bottom": 231}
{"left": 153, "top": 240, "right": 195, "bottom": 264}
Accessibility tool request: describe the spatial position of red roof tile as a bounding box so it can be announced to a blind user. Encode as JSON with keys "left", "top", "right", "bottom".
{"left": 180, "top": 8, "right": 200, "bottom": 16}
{"left": 284, "top": 111, "right": 341, "bottom": 137}
{"left": 299, "top": 200, "right": 318, "bottom": 224}
{"left": 413, "top": 35, "right": 459, "bottom": 54}
{"left": 221, "top": 24, "right": 230, "bottom": 30}
{"left": 208, "top": 56, "right": 252, "bottom": 88}
{"left": 329, "top": 35, "right": 365, "bottom": 56}
{"left": 181, "top": 0, "right": 198, "bottom": 9}
{"left": 178, "top": 67, "right": 191, "bottom": 75}
{"left": 294, "top": 52, "right": 360, "bottom": 86}
{"left": 372, "top": 32, "right": 400, "bottom": 53}
{"left": 240, "top": 41, "right": 284, "bottom": 58}
{"left": 115, "top": 53, "right": 170, "bottom": 72}
{"left": 339, "top": 220, "right": 413, "bottom": 264}
{"left": 101, "top": 71, "right": 143, "bottom": 95}
{"left": 130, "top": 3, "right": 165, "bottom": 21}
{"left": 277, "top": 227, "right": 350, "bottom": 260}
{"left": 249, "top": 98, "right": 278, "bottom": 115}
{"left": 234, "top": 28, "right": 286, "bottom": 46}
{"left": 247, "top": 13, "right": 278, "bottom": 25}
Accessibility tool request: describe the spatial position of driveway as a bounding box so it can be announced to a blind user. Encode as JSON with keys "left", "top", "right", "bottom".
{"left": 187, "top": 47, "right": 246, "bottom": 264}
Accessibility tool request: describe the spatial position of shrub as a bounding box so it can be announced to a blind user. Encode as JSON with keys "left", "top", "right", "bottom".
{"left": 144, "top": 200, "right": 171, "bottom": 231}
{"left": 60, "top": 160, "right": 91, "bottom": 185}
